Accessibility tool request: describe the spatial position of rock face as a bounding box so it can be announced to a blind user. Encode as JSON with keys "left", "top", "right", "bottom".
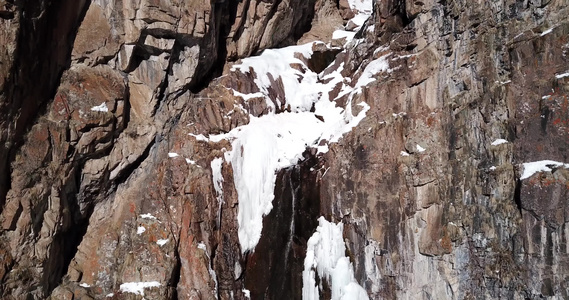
{"left": 1, "top": 0, "right": 569, "bottom": 299}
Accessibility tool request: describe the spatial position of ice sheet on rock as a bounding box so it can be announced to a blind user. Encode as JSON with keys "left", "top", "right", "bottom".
{"left": 520, "top": 160, "right": 569, "bottom": 180}
{"left": 211, "top": 158, "right": 224, "bottom": 203}
{"left": 207, "top": 42, "right": 378, "bottom": 253}
{"left": 491, "top": 139, "right": 508, "bottom": 146}
{"left": 302, "top": 217, "right": 369, "bottom": 300}
{"left": 90, "top": 102, "right": 109, "bottom": 112}
{"left": 119, "top": 281, "right": 161, "bottom": 296}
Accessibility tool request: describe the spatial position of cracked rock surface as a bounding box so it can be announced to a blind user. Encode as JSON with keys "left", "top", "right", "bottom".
{"left": 1, "top": 0, "right": 569, "bottom": 299}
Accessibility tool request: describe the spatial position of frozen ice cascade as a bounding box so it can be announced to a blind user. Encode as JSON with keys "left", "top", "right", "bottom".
{"left": 196, "top": 39, "right": 388, "bottom": 254}
{"left": 190, "top": 0, "right": 375, "bottom": 297}
{"left": 302, "top": 217, "right": 369, "bottom": 300}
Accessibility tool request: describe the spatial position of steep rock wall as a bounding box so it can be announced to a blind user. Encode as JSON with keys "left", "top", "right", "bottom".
{"left": 0, "top": 0, "right": 568, "bottom": 299}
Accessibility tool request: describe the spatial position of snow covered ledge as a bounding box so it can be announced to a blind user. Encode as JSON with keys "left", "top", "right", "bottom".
{"left": 302, "top": 217, "right": 369, "bottom": 300}
{"left": 520, "top": 160, "right": 569, "bottom": 180}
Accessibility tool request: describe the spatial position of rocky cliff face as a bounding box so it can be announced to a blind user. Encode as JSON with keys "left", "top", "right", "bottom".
{"left": 1, "top": 0, "right": 569, "bottom": 299}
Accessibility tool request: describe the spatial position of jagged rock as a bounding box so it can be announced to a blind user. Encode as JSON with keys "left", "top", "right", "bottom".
{"left": 1, "top": 0, "right": 569, "bottom": 299}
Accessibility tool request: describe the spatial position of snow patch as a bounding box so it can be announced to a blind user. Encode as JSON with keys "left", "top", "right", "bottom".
{"left": 119, "top": 281, "right": 161, "bottom": 296}
{"left": 302, "top": 217, "right": 369, "bottom": 300}
{"left": 79, "top": 283, "right": 91, "bottom": 288}
{"left": 197, "top": 242, "right": 207, "bottom": 251}
{"left": 541, "top": 27, "right": 554, "bottom": 36}
{"left": 231, "top": 43, "right": 318, "bottom": 112}
{"left": 332, "top": 30, "right": 356, "bottom": 42}
{"left": 489, "top": 166, "right": 497, "bottom": 171}
{"left": 137, "top": 226, "right": 146, "bottom": 235}
{"left": 156, "top": 239, "right": 169, "bottom": 246}
{"left": 168, "top": 152, "right": 179, "bottom": 158}
{"left": 90, "top": 102, "right": 109, "bottom": 112}
{"left": 491, "top": 139, "right": 508, "bottom": 146}
{"left": 140, "top": 213, "right": 157, "bottom": 220}
{"left": 400, "top": 151, "right": 410, "bottom": 157}
{"left": 520, "top": 160, "right": 569, "bottom": 180}
{"left": 354, "top": 55, "right": 391, "bottom": 92}
{"left": 185, "top": 158, "right": 197, "bottom": 164}
{"left": 243, "top": 289, "right": 251, "bottom": 299}
{"left": 106, "top": 293, "right": 114, "bottom": 298}
{"left": 556, "top": 72, "right": 569, "bottom": 79}
{"left": 189, "top": 133, "right": 210, "bottom": 141}
{"left": 231, "top": 89, "right": 265, "bottom": 101}
{"left": 416, "top": 145, "right": 426, "bottom": 152}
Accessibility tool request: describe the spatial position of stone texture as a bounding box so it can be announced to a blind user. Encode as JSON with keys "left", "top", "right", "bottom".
{"left": 1, "top": 0, "right": 569, "bottom": 299}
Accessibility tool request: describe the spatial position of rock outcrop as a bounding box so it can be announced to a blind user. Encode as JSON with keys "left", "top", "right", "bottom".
{"left": 1, "top": 0, "right": 569, "bottom": 299}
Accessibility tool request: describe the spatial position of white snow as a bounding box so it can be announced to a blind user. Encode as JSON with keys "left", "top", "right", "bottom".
{"left": 106, "top": 293, "right": 114, "bottom": 298}
{"left": 211, "top": 158, "right": 224, "bottom": 203}
{"left": 189, "top": 133, "right": 210, "bottom": 141}
{"left": 156, "top": 239, "right": 169, "bottom": 246}
{"left": 489, "top": 166, "right": 497, "bottom": 171}
{"left": 347, "top": 0, "right": 372, "bottom": 14}
{"left": 520, "top": 160, "right": 569, "bottom": 180}
{"left": 140, "top": 213, "right": 157, "bottom": 220}
{"left": 556, "top": 72, "right": 569, "bottom": 79}
{"left": 541, "top": 27, "right": 554, "bottom": 36}
{"left": 79, "top": 283, "right": 91, "bottom": 288}
{"left": 90, "top": 102, "right": 109, "bottom": 112}
{"left": 185, "top": 158, "right": 197, "bottom": 164}
{"left": 400, "top": 151, "right": 410, "bottom": 157}
{"left": 206, "top": 41, "right": 374, "bottom": 253}
{"left": 231, "top": 43, "right": 320, "bottom": 112}
{"left": 119, "top": 281, "right": 161, "bottom": 296}
{"left": 416, "top": 144, "right": 426, "bottom": 152}
{"left": 353, "top": 56, "right": 391, "bottom": 92}
{"left": 136, "top": 226, "right": 146, "bottom": 235}
{"left": 332, "top": 30, "right": 356, "bottom": 41}
{"left": 302, "top": 217, "right": 369, "bottom": 300}
{"left": 168, "top": 152, "right": 179, "bottom": 158}
{"left": 491, "top": 139, "right": 508, "bottom": 146}
{"left": 243, "top": 289, "right": 251, "bottom": 299}
{"left": 197, "top": 242, "right": 207, "bottom": 251}
{"left": 331, "top": 0, "right": 372, "bottom": 42}
{"left": 231, "top": 89, "right": 265, "bottom": 101}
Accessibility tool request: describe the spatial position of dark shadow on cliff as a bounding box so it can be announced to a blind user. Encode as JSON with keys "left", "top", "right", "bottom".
{"left": 243, "top": 150, "right": 322, "bottom": 299}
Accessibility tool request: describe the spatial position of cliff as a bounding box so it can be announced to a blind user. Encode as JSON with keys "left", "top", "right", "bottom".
{"left": 1, "top": 0, "right": 569, "bottom": 299}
